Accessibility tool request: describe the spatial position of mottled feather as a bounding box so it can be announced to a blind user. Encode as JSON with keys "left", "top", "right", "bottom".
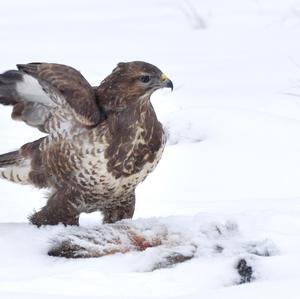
{"left": 0, "top": 61, "right": 172, "bottom": 226}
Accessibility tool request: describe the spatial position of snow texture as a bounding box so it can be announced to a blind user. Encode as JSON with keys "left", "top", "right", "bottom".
{"left": 1, "top": 0, "right": 300, "bottom": 298}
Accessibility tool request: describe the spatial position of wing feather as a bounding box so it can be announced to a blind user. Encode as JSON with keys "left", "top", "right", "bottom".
{"left": 0, "top": 63, "right": 104, "bottom": 133}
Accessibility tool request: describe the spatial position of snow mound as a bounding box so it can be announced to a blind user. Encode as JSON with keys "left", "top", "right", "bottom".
{"left": 49, "top": 216, "right": 278, "bottom": 276}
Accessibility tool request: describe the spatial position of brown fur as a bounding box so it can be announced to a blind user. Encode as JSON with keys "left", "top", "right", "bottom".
{"left": 47, "top": 220, "right": 196, "bottom": 269}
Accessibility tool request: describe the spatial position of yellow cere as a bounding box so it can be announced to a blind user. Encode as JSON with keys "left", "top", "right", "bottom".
{"left": 160, "top": 73, "right": 168, "bottom": 82}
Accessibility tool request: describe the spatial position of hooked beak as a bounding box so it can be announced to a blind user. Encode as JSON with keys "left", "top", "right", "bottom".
{"left": 160, "top": 73, "right": 173, "bottom": 91}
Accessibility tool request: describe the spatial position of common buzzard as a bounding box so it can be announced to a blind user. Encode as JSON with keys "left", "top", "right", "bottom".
{"left": 0, "top": 61, "right": 173, "bottom": 226}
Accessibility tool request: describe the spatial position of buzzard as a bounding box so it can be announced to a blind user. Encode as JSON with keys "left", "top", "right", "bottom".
{"left": 0, "top": 61, "right": 173, "bottom": 226}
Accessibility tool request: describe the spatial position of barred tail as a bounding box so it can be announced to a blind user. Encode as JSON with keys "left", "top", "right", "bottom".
{"left": 0, "top": 150, "right": 31, "bottom": 184}
{"left": 0, "top": 150, "right": 20, "bottom": 167}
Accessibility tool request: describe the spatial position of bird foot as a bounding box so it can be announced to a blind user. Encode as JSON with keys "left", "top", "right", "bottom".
{"left": 29, "top": 209, "right": 79, "bottom": 227}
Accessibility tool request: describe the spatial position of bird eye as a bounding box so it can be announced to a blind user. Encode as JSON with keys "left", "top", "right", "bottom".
{"left": 139, "top": 75, "right": 151, "bottom": 83}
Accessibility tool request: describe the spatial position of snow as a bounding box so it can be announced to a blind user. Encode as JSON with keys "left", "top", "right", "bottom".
{"left": 1, "top": 0, "right": 300, "bottom": 297}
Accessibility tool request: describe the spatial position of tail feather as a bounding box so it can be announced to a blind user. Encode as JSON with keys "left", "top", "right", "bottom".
{"left": 0, "top": 139, "right": 45, "bottom": 186}
{"left": 0, "top": 150, "right": 21, "bottom": 167}
{"left": 0, "top": 150, "right": 31, "bottom": 185}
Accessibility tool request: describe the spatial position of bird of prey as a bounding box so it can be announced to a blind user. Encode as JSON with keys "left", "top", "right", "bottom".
{"left": 0, "top": 61, "right": 173, "bottom": 226}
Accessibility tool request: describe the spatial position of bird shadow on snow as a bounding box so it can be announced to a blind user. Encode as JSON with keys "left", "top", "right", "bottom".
{"left": 44, "top": 215, "right": 279, "bottom": 285}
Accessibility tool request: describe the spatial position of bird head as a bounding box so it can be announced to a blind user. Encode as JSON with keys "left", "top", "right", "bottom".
{"left": 97, "top": 61, "right": 173, "bottom": 111}
{"left": 114, "top": 61, "right": 173, "bottom": 93}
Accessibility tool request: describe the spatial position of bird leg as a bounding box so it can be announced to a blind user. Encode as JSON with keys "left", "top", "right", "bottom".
{"left": 29, "top": 188, "right": 80, "bottom": 226}
{"left": 30, "top": 191, "right": 136, "bottom": 226}
{"left": 102, "top": 194, "right": 136, "bottom": 224}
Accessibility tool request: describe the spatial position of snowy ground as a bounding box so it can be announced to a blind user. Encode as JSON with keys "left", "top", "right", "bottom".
{"left": 1, "top": 0, "right": 300, "bottom": 298}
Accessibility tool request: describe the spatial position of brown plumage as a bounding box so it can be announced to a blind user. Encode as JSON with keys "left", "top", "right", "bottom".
{"left": 0, "top": 61, "right": 173, "bottom": 226}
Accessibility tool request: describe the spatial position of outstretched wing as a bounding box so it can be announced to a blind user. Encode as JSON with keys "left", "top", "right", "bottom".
{"left": 0, "top": 63, "right": 103, "bottom": 133}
